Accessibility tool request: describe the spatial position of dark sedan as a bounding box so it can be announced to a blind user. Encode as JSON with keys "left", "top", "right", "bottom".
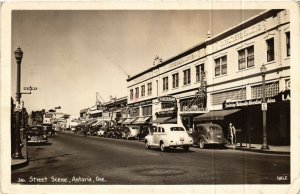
{"left": 27, "top": 125, "right": 48, "bottom": 144}
{"left": 190, "top": 123, "right": 227, "bottom": 149}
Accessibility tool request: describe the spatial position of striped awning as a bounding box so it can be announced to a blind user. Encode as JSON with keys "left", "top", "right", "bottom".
{"left": 122, "top": 118, "right": 137, "bottom": 125}
{"left": 133, "top": 116, "right": 152, "bottom": 124}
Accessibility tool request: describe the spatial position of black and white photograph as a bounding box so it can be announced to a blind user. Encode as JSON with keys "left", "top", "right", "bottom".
{"left": 1, "top": 1, "right": 300, "bottom": 194}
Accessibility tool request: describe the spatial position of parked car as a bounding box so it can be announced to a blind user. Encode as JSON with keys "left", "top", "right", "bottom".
{"left": 97, "top": 127, "right": 106, "bottom": 137}
{"left": 41, "top": 123, "right": 55, "bottom": 137}
{"left": 27, "top": 125, "right": 48, "bottom": 144}
{"left": 122, "top": 125, "right": 140, "bottom": 140}
{"left": 103, "top": 127, "right": 113, "bottom": 138}
{"left": 190, "top": 123, "right": 227, "bottom": 149}
{"left": 137, "top": 126, "right": 150, "bottom": 141}
{"left": 114, "top": 127, "right": 123, "bottom": 139}
{"left": 145, "top": 124, "right": 193, "bottom": 152}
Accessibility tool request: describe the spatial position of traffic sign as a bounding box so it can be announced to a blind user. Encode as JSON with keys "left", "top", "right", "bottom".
{"left": 261, "top": 103, "right": 268, "bottom": 111}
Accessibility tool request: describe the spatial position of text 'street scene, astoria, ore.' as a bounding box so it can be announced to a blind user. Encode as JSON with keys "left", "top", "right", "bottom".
{"left": 6, "top": 6, "right": 296, "bottom": 192}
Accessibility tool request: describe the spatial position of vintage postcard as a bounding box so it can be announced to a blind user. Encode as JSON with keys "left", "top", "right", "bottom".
{"left": 1, "top": 1, "right": 299, "bottom": 194}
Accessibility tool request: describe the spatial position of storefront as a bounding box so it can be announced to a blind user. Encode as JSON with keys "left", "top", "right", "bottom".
{"left": 152, "top": 96, "right": 177, "bottom": 124}
{"left": 221, "top": 90, "right": 290, "bottom": 145}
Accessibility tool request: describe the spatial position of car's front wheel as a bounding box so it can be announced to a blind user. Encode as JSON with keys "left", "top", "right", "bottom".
{"left": 145, "top": 140, "right": 150, "bottom": 149}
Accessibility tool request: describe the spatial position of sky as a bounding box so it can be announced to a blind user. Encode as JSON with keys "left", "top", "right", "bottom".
{"left": 11, "top": 9, "right": 264, "bottom": 116}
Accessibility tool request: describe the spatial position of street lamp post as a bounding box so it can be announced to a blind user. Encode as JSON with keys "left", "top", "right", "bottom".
{"left": 13, "top": 47, "right": 24, "bottom": 159}
{"left": 260, "top": 64, "right": 269, "bottom": 150}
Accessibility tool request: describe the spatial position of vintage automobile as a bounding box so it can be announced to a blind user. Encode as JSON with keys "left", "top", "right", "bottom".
{"left": 41, "top": 123, "right": 55, "bottom": 137}
{"left": 113, "top": 127, "right": 123, "bottom": 139}
{"left": 122, "top": 125, "right": 140, "bottom": 140}
{"left": 27, "top": 125, "right": 48, "bottom": 144}
{"left": 136, "top": 126, "right": 150, "bottom": 141}
{"left": 97, "top": 127, "right": 106, "bottom": 137}
{"left": 190, "top": 123, "right": 227, "bottom": 149}
{"left": 144, "top": 124, "right": 193, "bottom": 152}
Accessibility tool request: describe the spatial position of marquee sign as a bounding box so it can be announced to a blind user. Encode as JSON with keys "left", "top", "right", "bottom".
{"left": 158, "top": 96, "right": 176, "bottom": 103}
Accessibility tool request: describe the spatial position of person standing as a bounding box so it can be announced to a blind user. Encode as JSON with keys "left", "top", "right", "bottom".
{"left": 228, "top": 123, "right": 236, "bottom": 144}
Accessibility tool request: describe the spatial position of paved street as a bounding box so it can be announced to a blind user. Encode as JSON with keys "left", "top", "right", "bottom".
{"left": 12, "top": 132, "right": 290, "bottom": 185}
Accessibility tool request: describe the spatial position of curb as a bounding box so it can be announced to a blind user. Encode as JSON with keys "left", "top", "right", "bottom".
{"left": 226, "top": 146, "right": 290, "bottom": 155}
{"left": 11, "top": 158, "right": 29, "bottom": 170}
{"left": 11, "top": 142, "right": 29, "bottom": 170}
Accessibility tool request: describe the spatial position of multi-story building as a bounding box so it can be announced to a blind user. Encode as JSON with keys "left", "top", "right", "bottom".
{"left": 81, "top": 96, "right": 128, "bottom": 126}
{"left": 127, "top": 9, "right": 290, "bottom": 145}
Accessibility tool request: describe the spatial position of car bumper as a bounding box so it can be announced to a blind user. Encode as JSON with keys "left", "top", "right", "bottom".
{"left": 28, "top": 140, "right": 47, "bottom": 143}
{"left": 169, "top": 142, "right": 192, "bottom": 147}
{"left": 204, "top": 140, "right": 226, "bottom": 144}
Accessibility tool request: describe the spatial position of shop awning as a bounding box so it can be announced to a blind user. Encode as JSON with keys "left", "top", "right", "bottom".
{"left": 92, "top": 120, "right": 103, "bottom": 127}
{"left": 122, "top": 118, "right": 137, "bottom": 125}
{"left": 194, "top": 109, "right": 241, "bottom": 121}
{"left": 133, "top": 116, "right": 152, "bottom": 124}
{"left": 152, "top": 117, "right": 172, "bottom": 124}
{"left": 117, "top": 119, "right": 126, "bottom": 124}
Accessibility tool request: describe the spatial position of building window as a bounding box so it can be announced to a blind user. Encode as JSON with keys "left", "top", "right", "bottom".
{"left": 286, "top": 32, "right": 290, "bottom": 57}
{"left": 147, "top": 82, "right": 152, "bottom": 96}
{"left": 130, "top": 89, "right": 133, "bottom": 100}
{"left": 163, "top": 77, "right": 168, "bottom": 91}
{"left": 180, "top": 97, "right": 206, "bottom": 111}
{"left": 135, "top": 87, "right": 139, "bottom": 98}
{"left": 183, "top": 69, "right": 191, "bottom": 85}
{"left": 196, "top": 64, "right": 204, "bottom": 82}
{"left": 215, "top": 56, "right": 227, "bottom": 76}
{"left": 130, "top": 107, "right": 139, "bottom": 117}
{"left": 141, "top": 85, "right": 145, "bottom": 97}
{"left": 211, "top": 88, "right": 246, "bottom": 106}
{"left": 266, "top": 38, "right": 275, "bottom": 62}
{"left": 142, "top": 105, "right": 152, "bottom": 116}
{"left": 251, "top": 82, "right": 279, "bottom": 99}
{"left": 238, "top": 46, "right": 254, "bottom": 70}
{"left": 161, "top": 102, "right": 176, "bottom": 109}
{"left": 172, "top": 73, "right": 179, "bottom": 88}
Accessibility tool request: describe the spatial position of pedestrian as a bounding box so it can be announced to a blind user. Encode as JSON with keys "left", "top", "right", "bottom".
{"left": 228, "top": 123, "right": 236, "bottom": 144}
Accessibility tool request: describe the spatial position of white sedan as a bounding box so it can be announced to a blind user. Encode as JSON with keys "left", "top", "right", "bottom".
{"left": 145, "top": 124, "right": 193, "bottom": 152}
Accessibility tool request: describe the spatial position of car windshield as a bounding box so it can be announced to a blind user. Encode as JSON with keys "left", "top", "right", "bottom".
{"left": 209, "top": 126, "right": 222, "bottom": 131}
{"left": 170, "top": 127, "right": 185, "bottom": 131}
{"left": 30, "top": 127, "right": 44, "bottom": 133}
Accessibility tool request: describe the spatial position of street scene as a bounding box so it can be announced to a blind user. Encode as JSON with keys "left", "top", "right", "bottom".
{"left": 5, "top": 6, "right": 295, "bottom": 193}
{"left": 12, "top": 132, "right": 290, "bottom": 184}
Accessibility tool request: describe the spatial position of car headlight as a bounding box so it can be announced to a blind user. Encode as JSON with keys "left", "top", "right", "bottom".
{"left": 43, "top": 135, "right": 47, "bottom": 138}
{"left": 27, "top": 135, "right": 31, "bottom": 139}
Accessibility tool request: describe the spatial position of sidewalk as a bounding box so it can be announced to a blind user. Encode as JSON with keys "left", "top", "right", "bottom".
{"left": 11, "top": 139, "right": 29, "bottom": 170}
{"left": 226, "top": 142, "right": 290, "bottom": 155}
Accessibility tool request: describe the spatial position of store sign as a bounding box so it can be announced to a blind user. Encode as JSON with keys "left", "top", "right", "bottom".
{"left": 128, "top": 99, "right": 152, "bottom": 107}
{"left": 280, "top": 90, "right": 290, "bottom": 101}
{"left": 182, "top": 105, "right": 206, "bottom": 112}
{"left": 158, "top": 96, "right": 176, "bottom": 103}
{"left": 223, "top": 98, "right": 276, "bottom": 109}
{"left": 156, "top": 109, "right": 177, "bottom": 117}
